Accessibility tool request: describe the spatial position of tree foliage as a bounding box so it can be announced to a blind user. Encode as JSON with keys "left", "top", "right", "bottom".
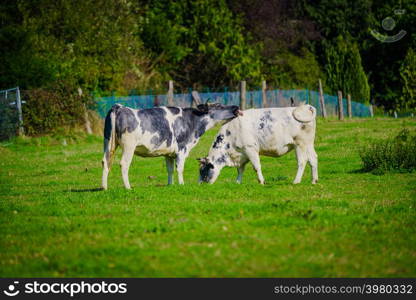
{"left": 0, "top": 0, "right": 415, "bottom": 137}
{"left": 0, "top": 0, "right": 162, "bottom": 93}
{"left": 324, "top": 36, "right": 370, "bottom": 102}
{"left": 399, "top": 48, "right": 416, "bottom": 110}
{"left": 140, "top": 0, "right": 263, "bottom": 88}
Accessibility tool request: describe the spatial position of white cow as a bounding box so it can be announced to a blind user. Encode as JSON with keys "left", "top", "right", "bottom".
{"left": 198, "top": 104, "right": 318, "bottom": 184}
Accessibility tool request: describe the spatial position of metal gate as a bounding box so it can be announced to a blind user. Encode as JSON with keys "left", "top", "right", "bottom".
{"left": 0, "top": 87, "right": 24, "bottom": 140}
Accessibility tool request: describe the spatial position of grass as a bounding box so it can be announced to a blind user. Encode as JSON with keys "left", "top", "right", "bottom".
{"left": 0, "top": 117, "right": 415, "bottom": 277}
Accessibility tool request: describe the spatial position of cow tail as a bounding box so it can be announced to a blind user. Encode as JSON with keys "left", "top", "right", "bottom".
{"left": 102, "top": 104, "right": 120, "bottom": 189}
{"left": 292, "top": 104, "right": 316, "bottom": 123}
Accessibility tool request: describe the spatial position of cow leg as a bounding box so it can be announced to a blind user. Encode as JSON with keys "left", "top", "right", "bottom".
{"left": 102, "top": 157, "right": 110, "bottom": 190}
{"left": 307, "top": 146, "right": 318, "bottom": 184}
{"left": 293, "top": 145, "right": 307, "bottom": 184}
{"left": 245, "top": 150, "right": 264, "bottom": 185}
{"left": 165, "top": 156, "right": 175, "bottom": 185}
{"left": 175, "top": 154, "right": 186, "bottom": 185}
{"left": 102, "top": 145, "right": 118, "bottom": 190}
{"left": 120, "top": 144, "right": 135, "bottom": 189}
{"left": 236, "top": 160, "right": 248, "bottom": 184}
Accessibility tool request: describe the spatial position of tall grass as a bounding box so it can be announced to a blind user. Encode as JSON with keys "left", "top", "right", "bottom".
{"left": 360, "top": 128, "right": 416, "bottom": 173}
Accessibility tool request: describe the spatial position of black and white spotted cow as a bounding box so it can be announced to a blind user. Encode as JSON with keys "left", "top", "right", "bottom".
{"left": 198, "top": 104, "right": 318, "bottom": 185}
{"left": 102, "top": 103, "right": 241, "bottom": 189}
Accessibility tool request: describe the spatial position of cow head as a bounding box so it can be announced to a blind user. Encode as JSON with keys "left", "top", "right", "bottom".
{"left": 197, "top": 157, "right": 221, "bottom": 184}
{"left": 197, "top": 103, "right": 242, "bottom": 121}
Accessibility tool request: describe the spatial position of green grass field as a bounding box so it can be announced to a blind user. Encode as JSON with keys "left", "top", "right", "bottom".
{"left": 1, "top": 118, "right": 415, "bottom": 277}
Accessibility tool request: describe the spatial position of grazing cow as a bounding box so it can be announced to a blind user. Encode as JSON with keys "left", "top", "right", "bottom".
{"left": 102, "top": 103, "right": 241, "bottom": 189}
{"left": 198, "top": 104, "right": 318, "bottom": 185}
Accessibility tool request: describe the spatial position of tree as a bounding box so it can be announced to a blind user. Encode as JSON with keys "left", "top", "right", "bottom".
{"left": 140, "top": 0, "right": 263, "bottom": 89}
{"left": 399, "top": 48, "right": 416, "bottom": 110}
{"left": 0, "top": 0, "right": 163, "bottom": 93}
{"left": 324, "top": 36, "right": 370, "bottom": 102}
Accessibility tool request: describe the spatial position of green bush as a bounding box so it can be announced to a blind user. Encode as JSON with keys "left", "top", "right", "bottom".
{"left": 359, "top": 128, "right": 416, "bottom": 173}
{"left": 22, "top": 81, "right": 93, "bottom": 136}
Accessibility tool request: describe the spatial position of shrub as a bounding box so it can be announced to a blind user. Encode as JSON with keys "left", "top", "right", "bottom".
{"left": 22, "top": 81, "right": 93, "bottom": 136}
{"left": 359, "top": 128, "right": 416, "bottom": 173}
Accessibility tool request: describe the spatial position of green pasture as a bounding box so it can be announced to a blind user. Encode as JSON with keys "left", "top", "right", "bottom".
{"left": 0, "top": 118, "right": 415, "bottom": 277}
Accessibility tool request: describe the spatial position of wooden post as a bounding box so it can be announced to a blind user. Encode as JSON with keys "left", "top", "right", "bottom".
{"left": 191, "top": 90, "right": 201, "bottom": 108}
{"left": 79, "top": 87, "right": 92, "bottom": 135}
{"left": 369, "top": 104, "right": 374, "bottom": 117}
{"left": 261, "top": 80, "right": 267, "bottom": 108}
{"left": 15, "top": 87, "right": 24, "bottom": 135}
{"left": 167, "top": 80, "right": 174, "bottom": 106}
{"left": 337, "top": 90, "right": 344, "bottom": 120}
{"left": 318, "top": 79, "right": 327, "bottom": 118}
{"left": 394, "top": 111, "right": 398, "bottom": 118}
{"left": 347, "top": 94, "right": 352, "bottom": 118}
{"left": 153, "top": 95, "right": 159, "bottom": 107}
{"left": 240, "top": 81, "right": 246, "bottom": 110}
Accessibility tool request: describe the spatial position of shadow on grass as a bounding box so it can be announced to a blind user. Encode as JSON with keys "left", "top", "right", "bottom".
{"left": 348, "top": 168, "right": 368, "bottom": 174}
{"left": 348, "top": 168, "right": 387, "bottom": 176}
{"left": 68, "top": 188, "right": 104, "bottom": 192}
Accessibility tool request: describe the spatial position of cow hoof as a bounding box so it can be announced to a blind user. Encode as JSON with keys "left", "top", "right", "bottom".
{"left": 293, "top": 181, "right": 300, "bottom": 184}
{"left": 312, "top": 180, "right": 318, "bottom": 184}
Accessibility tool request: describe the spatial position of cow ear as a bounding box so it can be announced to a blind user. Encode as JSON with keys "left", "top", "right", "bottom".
{"left": 197, "top": 104, "right": 208, "bottom": 113}
{"left": 196, "top": 157, "right": 207, "bottom": 165}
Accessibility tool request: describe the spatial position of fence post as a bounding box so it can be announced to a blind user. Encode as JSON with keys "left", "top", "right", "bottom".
{"left": 78, "top": 88, "right": 92, "bottom": 134}
{"left": 318, "top": 79, "right": 327, "bottom": 118}
{"left": 224, "top": 87, "right": 228, "bottom": 105}
{"left": 240, "top": 81, "right": 246, "bottom": 110}
{"left": 167, "top": 80, "right": 174, "bottom": 106}
{"left": 394, "top": 111, "right": 398, "bottom": 118}
{"left": 261, "top": 80, "right": 267, "bottom": 108}
{"left": 153, "top": 95, "right": 159, "bottom": 107}
{"left": 16, "top": 87, "right": 24, "bottom": 135}
{"left": 369, "top": 101, "right": 374, "bottom": 117}
{"left": 337, "top": 91, "right": 344, "bottom": 120}
{"left": 347, "top": 94, "right": 352, "bottom": 118}
{"left": 191, "top": 90, "right": 201, "bottom": 108}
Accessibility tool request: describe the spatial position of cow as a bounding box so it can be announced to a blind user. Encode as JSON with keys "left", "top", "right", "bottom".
{"left": 198, "top": 104, "right": 318, "bottom": 185}
{"left": 102, "top": 103, "right": 241, "bottom": 189}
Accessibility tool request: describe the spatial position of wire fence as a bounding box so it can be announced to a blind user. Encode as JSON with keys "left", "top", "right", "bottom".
{"left": 0, "top": 87, "right": 23, "bottom": 140}
{"left": 95, "top": 89, "right": 372, "bottom": 118}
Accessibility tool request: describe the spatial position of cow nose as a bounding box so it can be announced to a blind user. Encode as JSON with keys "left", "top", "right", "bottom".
{"left": 233, "top": 106, "right": 243, "bottom": 116}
